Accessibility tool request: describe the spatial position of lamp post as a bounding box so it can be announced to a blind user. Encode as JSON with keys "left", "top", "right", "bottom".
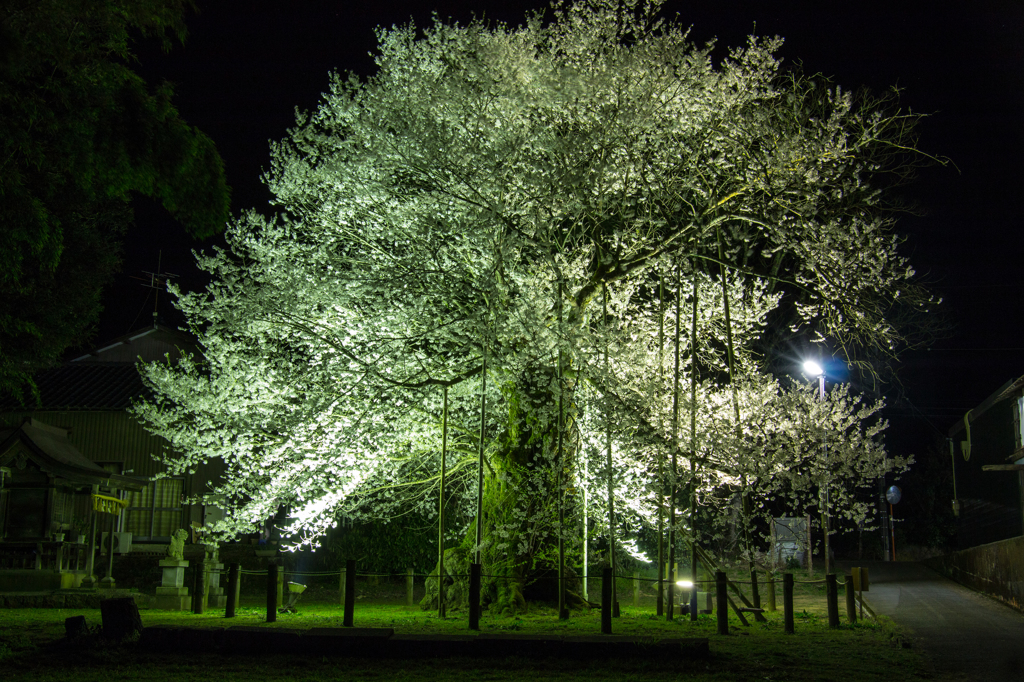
{"left": 802, "top": 360, "right": 830, "bottom": 576}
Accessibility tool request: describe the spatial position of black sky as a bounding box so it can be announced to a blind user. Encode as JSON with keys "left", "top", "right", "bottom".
{"left": 106, "top": 0, "right": 1024, "bottom": 474}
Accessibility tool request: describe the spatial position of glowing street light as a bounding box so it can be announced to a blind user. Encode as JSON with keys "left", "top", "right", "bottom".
{"left": 802, "top": 360, "right": 825, "bottom": 398}
{"left": 802, "top": 359, "right": 823, "bottom": 378}
{"left": 798, "top": 356, "right": 831, "bottom": 573}
{"left": 803, "top": 358, "right": 830, "bottom": 575}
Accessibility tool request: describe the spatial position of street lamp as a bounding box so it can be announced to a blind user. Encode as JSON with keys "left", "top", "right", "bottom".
{"left": 802, "top": 359, "right": 830, "bottom": 575}
{"left": 802, "top": 360, "right": 825, "bottom": 398}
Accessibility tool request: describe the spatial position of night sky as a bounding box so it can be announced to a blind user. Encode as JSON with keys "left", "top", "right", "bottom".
{"left": 104, "top": 0, "right": 1024, "bottom": 523}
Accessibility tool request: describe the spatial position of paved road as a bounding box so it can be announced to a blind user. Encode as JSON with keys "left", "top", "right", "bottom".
{"left": 847, "top": 561, "right": 1024, "bottom": 681}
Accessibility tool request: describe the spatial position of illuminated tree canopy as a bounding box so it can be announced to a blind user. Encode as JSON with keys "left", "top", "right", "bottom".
{"left": 136, "top": 0, "right": 925, "bottom": 610}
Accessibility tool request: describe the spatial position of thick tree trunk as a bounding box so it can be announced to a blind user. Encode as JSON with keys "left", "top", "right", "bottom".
{"left": 420, "top": 364, "right": 589, "bottom": 615}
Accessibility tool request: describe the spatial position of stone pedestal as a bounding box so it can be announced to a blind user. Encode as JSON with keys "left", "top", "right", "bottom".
{"left": 99, "top": 576, "right": 116, "bottom": 590}
{"left": 207, "top": 561, "right": 226, "bottom": 609}
{"left": 154, "top": 559, "right": 190, "bottom": 610}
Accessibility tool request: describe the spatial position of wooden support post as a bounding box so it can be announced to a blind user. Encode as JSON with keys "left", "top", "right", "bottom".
{"left": 750, "top": 569, "right": 760, "bottom": 609}
{"left": 766, "top": 571, "right": 776, "bottom": 612}
{"left": 692, "top": 544, "right": 766, "bottom": 622}
{"left": 716, "top": 571, "right": 728, "bottom": 635}
{"left": 826, "top": 573, "right": 840, "bottom": 629}
{"left": 601, "top": 567, "right": 612, "bottom": 634}
{"left": 343, "top": 559, "right": 355, "bottom": 627}
{"left": 193, "top": 560, "right": 205, "bottom": 615}
{"left": 266, "top": 564, "right": 277, "bottom": 623}
{"left": 406, "top": 567, "right": 414, "bottom": 607}
{"left": 783, "top": 573, "right": 794, "bottom": 634}
{"left": 225, "top": 563, "right": 239, "bottom": 618}
{"left": 468, "top": 561, "right": 481, "bottom": 630}
{"left": 633, "top": 570, "right": 640, "bottom": 608}
{"left": 845, "top": 574, "right": 857, "bottom": 624}
{"left": 468, "top": 563, "right": 481, "bottom": 631}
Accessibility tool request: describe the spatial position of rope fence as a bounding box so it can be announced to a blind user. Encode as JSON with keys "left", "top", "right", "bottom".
{"left": 173, "top": 558, "right": 874, "bottom": 636}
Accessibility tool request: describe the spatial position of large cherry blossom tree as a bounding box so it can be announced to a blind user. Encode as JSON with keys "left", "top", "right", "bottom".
{"left": 135, "top": 0, "right": 933, "bottom": 612}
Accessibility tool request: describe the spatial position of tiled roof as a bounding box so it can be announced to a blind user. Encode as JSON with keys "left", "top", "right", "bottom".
{"left": 0, "top": 363, "right": 150, "bottom": 411}
{"left": 0, "top": 325, "right": 198, "bottom": 412}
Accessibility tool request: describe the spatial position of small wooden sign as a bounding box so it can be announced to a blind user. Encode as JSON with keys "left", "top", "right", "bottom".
{"left": 851, "top": 566, "right": 869, "bottom": 592}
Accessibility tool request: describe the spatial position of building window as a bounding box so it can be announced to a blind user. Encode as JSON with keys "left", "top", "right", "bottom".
{"left": 125, "top": 477, "right": 184, "bottom": 541}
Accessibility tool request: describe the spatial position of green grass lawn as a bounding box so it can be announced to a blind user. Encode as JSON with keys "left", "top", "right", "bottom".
{"left": 0, "top": 575, "right": 935, "bottom": 682}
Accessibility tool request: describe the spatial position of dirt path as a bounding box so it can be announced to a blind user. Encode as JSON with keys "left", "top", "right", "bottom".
{"left": 852, "top": 560, "right": 1024, "bottom": 681}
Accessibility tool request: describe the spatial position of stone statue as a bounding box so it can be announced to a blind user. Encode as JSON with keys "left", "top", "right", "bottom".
{"left": 167, "top": 529, "right": 188, "bottom": 560}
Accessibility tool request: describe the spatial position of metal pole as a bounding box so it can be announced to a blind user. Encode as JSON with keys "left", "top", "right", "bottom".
{"left": 820, "top": 372, "right": 830, "bottom": 576}
{"left": 890, "top": 503, "right": 897, "bottom": 561}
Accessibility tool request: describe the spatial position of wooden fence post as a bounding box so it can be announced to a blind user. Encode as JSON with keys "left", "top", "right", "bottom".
{"left": 343, "top": 559, "right": 356, "bottom": 627}
{"left": 750, "top": 569, "right": 760, "bottom": 609}
{"left": 193, "top": 560, "right": 205, "bottom": 615}
{"left": 633, "top": 570, "right": 640, "bottom": 607}
{"left": 601, "top": 567, "right": 612, "bottom": 634}
{"left": 266, "top": 564, "right": 277, "bottom": 623}
{"left": 468, "top": 563, "right": 481, "bottom": 631}
{"left": 715, "top": 571, "right": 728, "bottom": 635}
{"left": 766, "top": 571, "right": 776, "bottom": 612}
{"left": 783, "top": 573, "right": 794, "bottom": 634}
{"left": 826, "top": 573, "right": 840, "bottom": 629}
{"left": 844, "top": 574, "right": 857, "bottom": 624}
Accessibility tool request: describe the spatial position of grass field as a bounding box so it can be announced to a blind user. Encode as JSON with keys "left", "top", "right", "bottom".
{"left": 0, "top": 573, "right": 935, "bottom": 681}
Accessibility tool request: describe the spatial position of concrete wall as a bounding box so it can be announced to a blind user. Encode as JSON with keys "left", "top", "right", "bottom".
{"left": 925, "top": 535, "right": 1024, "bottom": 612}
